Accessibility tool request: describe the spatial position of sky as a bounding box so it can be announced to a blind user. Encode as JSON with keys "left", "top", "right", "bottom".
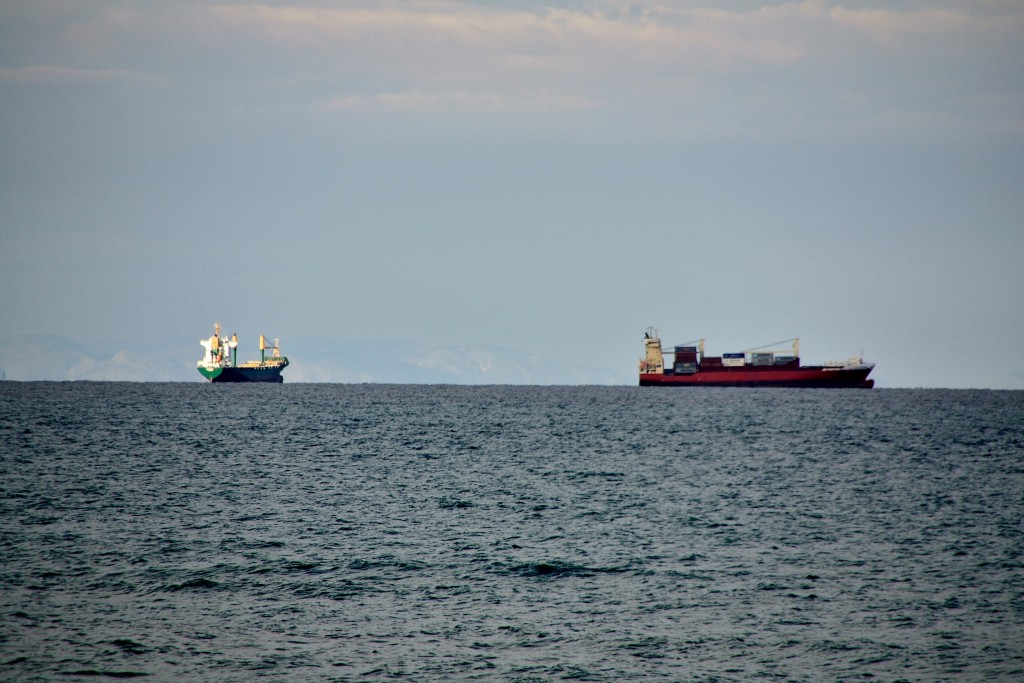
{"left": 1, "top": 0, "right": 1022, "bottom": 388}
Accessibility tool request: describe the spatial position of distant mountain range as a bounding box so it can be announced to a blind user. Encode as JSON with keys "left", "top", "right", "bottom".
{"left": 0, "top": 334, "right": 632, "bottom": 385}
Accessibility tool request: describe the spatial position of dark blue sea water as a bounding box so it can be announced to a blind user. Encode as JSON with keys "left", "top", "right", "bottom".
{"left": 2, "top": 383, "right": 1022, "bottom": 682}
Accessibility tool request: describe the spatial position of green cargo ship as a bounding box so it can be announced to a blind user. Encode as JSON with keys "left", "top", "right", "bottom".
{"left": 197, "top": 323, "right": 288, "bottom": 382}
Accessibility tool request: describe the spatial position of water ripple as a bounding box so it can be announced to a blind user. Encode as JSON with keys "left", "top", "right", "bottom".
{"left": 2, "top": 383, "right": 1023, "bottom": 681}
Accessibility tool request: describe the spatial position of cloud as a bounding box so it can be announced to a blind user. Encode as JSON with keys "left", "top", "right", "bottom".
{"left": 0, "top": 65, "right": 167, "bottom": 86}
{"left": 67, "top": 350, "right": 157, "bottom": 381}
{"left": 3, "top": 1, "right": 1022, "bottom": 139}
{"left": 206, "top": 2, "right": 814, "bottom": 74}
{"left": 312, "top": 89, "right": 597, "bottom": 113}
{"left": 828, "top": 5, "right": 993, "bottom": 47}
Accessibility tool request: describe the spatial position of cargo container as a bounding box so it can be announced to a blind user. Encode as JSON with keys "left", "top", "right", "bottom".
{"left": 673, "top": 364, "right": 697, "bottom": 375}
{"left": 722, "top": 352, "right": 745, "bottom": 368}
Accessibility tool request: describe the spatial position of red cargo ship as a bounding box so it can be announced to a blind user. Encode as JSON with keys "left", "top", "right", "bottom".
{"left": 639, "top": 328, "right": 874, "bottom": 388}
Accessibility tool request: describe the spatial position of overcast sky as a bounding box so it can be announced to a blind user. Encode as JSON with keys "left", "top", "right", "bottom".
{"left": 2, "top": 0, "right": 1022, "bottom": 388}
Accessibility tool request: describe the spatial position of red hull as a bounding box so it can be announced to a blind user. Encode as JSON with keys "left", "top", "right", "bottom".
{"left": 640, "top": 366, "right": 874, "bottom": 388}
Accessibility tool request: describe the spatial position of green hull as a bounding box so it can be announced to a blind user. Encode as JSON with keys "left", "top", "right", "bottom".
{"left": 198, "top": 366, "right": 224, "bottom": 381}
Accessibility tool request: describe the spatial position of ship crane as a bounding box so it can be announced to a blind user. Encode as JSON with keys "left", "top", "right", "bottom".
{"left": 743, "top": 338, "right": 800, "bottom": 359}
{"left": 258, "top": 334, "right": 283, "bottom": 362}
{"left": 648, "top": 333, "right": 800, "bottom": 361}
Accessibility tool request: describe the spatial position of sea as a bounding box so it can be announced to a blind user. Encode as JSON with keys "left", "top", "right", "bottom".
{"left": 1, "top": 382, "right": 1022, "bottom": 682}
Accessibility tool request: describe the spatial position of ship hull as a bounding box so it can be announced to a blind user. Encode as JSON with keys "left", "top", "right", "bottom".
{"left": 640, "top": 366, "right": 874, "bottom": 388}
{"left": 198, "top": 366, "right": 285, "bottom": 383}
